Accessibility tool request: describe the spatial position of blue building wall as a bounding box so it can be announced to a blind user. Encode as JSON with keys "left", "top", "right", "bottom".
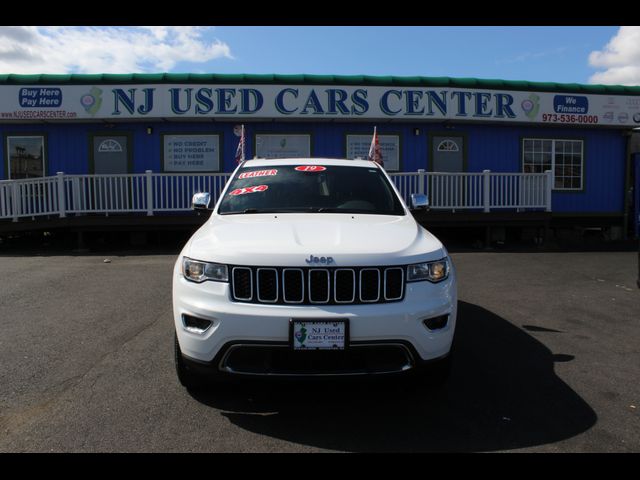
{"left": 461, "top": 123, "right": 626, "bottom": 214}
{"left": 0, "top": 120, "right": 628, "bottom": 214}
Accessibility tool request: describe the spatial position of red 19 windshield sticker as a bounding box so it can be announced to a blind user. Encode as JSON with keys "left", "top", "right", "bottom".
{"left": 229, "top": 185, "right": 269, "bottom": 196}
{"left": 295, "top": 165, "right": 326, "bottom": 172}
{"left": 237, "top": 169, "right": 278, "bottom": 179}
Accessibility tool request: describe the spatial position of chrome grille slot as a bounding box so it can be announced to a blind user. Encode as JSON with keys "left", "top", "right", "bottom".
{"left": 334, "top": 269, "right": 356, "bottom": 303}
{"left": 359, "top": 268, "right": 380, "bottom": 302}
{"left": 309, "top": 269, "right": 330, "bottom": 303}
{"left": 257, "top": 268, "right": 278, "bottom": 303}
{"left": 384, "top": 267, "right": 404, "bottom": 301}
{"left": 232, "top": 267, "right": 253, "bottom": 301}
{"left": 282, "top": 269, "right": 304, "bottom": 303}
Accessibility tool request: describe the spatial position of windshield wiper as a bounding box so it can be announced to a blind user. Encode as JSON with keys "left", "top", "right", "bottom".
{"left": 310, "top": 207, "right": 372, "bottom": 213}
{"left": 220, "top": 207, "right": 402, "bottom": 215}
{"left": 219, "top": 208, "right": 273, "bottom": 215}
{"left": 220, "top": 208, "right": 309, "bottom": 215}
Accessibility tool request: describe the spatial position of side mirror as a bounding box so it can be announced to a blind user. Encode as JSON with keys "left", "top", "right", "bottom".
{"left": 410, "top": 193, "right": 429, "bottom": 210}
{"left": 192, "top": 192, "right": 212, "bottom": 211}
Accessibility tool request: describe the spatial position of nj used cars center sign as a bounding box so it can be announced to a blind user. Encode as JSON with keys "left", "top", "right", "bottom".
{"left": 2, "top": 84, "right": 639, "bottom": 127}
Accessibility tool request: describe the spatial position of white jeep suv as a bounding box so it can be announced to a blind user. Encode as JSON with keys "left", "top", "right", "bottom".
{"left": 172, "top": 158, "right": 457, "bottom": 388}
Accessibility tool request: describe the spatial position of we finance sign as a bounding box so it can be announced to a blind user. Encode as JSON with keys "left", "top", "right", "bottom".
{"left": 1, "top": 84, "right": 639, "bottom": 127}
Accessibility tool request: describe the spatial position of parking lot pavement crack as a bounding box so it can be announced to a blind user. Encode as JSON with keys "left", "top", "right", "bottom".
{"left": 53, "top": 305, "right": 168, "bottom": 397}
{"left": 115, "top": 305, "right": 171, "bottom": 348}
{"left": 0, "top": 306, "right": 171, "bottom": 447}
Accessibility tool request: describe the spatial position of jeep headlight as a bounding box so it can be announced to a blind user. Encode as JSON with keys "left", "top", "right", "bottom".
{"left": 407, "top": 258, "right": 450, "bottom": 283}
{"left": 182, "top": 257, "right": 228, "bottom": 283}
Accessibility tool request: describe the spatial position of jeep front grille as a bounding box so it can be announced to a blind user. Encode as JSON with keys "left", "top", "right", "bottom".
{"left": 230, "top": 266, "right": 405, "bottom": 305}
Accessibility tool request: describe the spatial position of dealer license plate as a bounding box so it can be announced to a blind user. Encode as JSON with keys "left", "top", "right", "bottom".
{"left": 290, "top": 320, "right": 348, "bottom": 350}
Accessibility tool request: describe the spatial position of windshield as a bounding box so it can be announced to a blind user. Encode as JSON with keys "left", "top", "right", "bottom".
{"left": 217, "top": 164, "right": 406, "bottom": 216}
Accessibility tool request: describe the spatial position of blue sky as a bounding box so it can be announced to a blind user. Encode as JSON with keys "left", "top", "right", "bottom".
{"left": 1, "top": 26, "right": 638, "bottom": 85}
{"left": 198, "top": 26, "right": 619, "bottom": 83}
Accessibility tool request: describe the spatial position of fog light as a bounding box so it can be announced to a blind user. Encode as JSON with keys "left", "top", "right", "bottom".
{"left": 182, "top": 314, "right": 213, "bottom": 334}
{"left": 423, "top": 315, "right": 449, "bottom": 331}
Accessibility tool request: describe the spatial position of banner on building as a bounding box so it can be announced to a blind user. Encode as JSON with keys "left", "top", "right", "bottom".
{"left": 2, "top": 84, "right": 640, "bottom": 127}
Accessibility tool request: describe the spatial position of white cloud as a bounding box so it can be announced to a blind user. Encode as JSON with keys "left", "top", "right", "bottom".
{"left": 0, "top": 26, "right": 233, "bottom": 74}
{"left": 588, "top": 26, "right": 640, "bottom": 85}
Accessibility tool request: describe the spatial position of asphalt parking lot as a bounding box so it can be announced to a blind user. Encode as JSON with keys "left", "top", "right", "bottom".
{"left": 0, "top": 248, "right": 638, "bottom": 452}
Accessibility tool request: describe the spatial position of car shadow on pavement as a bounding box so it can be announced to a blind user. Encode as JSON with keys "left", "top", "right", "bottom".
{"left": 188, "top": 301, "right": 597, "bottom": 452}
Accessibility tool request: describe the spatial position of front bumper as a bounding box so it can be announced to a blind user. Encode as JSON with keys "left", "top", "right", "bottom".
{"left": 182, "top": 340, "right": 452, "bottom": 378}
{"left": 172, "top": 261, "right": 457, "bottom": 375}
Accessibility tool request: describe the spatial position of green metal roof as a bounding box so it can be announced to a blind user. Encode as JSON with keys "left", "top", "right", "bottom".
{"left": 0, "top": 73, "right": 639, "bottom": 95}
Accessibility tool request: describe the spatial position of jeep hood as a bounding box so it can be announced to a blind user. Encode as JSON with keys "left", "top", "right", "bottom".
{"left": 185, "top": 213, "right": 446, "bottom": 267}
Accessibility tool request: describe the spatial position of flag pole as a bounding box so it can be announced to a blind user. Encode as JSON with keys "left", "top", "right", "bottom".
{"left": 235, "top": 124, "right": 245, "bottom": 163}
{"left": 368, "top": 126, "right": 383, "bottom": 167}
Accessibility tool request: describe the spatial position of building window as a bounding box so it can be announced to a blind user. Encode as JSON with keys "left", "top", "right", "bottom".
{"left": 6, "top": 136, "right": 46, "bottom": 179}
{"left": 522, "top": 138, "right": 583, "bottom": 190}
{"left": 437, "top": 139, "right": 459, "bottom": 152}
{"left": 346, "top": 134, "right": 401, "bottom": 171}
{"left": 162, "top": 134, "right": 220, "bottom": 172}
{"left": 255, "top": 134, "right": 311, "bottom": 159}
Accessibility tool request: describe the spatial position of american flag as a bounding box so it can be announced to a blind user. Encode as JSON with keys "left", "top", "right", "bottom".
{"left": 235, "top": 124, "right": 245, "bottom": 163}
{"left": 367, "top": 126, "right": 383, "bottom": 167}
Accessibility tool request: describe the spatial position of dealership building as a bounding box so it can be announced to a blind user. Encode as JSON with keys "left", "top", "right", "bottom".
{"left": 1, "top": 73, "right": 639, "bottom": 239}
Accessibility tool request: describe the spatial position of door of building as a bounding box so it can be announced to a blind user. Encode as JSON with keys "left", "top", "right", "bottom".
{"left": 91, "top": 134, "right": 130, "bottom": 174}
{"left": 89, "top": 133, "right": 132, "bottom": 211}
{"left": 431, "top": 135, "right": 465, "bottom": 173}
{"left": 430, "top": 134, "right": 466, "bottom": 208}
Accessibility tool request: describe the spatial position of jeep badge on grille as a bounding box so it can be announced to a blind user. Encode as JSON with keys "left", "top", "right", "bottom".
{"left": 305, "top": 255, "right": 334, "bottom": 265}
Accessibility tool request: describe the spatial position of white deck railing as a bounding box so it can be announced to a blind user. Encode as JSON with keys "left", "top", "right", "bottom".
{"left": 0, "top": 169, "right": 552, "bottom": 222}
{"left": 391, "top": 169, "right": 553, "bottom": 212}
